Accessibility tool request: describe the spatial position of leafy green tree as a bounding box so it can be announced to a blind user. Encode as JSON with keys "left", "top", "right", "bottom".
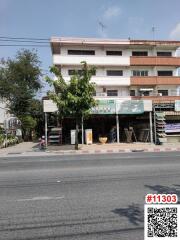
{"left": 20, "top": 115, "right": 37, "bottom": 141}
{"left": 46, "top": 62, "right": 97, "bottom": 150}
{"left": 0, "top": 49, "right": 42, "bottom": 139}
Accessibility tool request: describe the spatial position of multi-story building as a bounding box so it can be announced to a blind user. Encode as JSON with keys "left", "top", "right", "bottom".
{"left": 0, "top": 101, "right": 9, "bottom": 128}
{"left": 50, "top": 37, "right": 180, "bottom": 144}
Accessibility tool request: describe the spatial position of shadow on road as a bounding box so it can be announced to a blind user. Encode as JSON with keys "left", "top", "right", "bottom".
{"left": 112, "top": 203, "right": 144, "bottom": 226}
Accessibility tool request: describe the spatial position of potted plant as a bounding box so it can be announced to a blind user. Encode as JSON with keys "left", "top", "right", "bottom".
{"left": 99, "top": 135, "right": 108, "bottom": 144}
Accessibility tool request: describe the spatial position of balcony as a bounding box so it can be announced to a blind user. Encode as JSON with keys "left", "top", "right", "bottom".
{"left": 131, "top": 76, "right": 180, "bottom": 85}
{"left": 53, "top": 55, "right": 130, "bottom": 66}
{"left": 63, "top": 76, "right": 130, "bottom": 86}
{"left": 130, "top": 56, "right": 180, "bottom": 66}
{"left": 132, "top": 91, "right": 180, "bottom": 103}
{"left": 94, "top": 92, "right": 131, "bottom": 100}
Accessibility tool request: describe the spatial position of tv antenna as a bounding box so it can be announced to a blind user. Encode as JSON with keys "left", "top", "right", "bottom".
{"left": 98, "top": 21, "right": 107, "bottom": 32}
{"left": 152, "top": 26, "right": 156, "bottom": 41}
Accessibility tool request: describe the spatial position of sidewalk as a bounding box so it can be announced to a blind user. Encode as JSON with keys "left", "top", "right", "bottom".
{"left": 1, "top": 141, "right": 180, "bottom": 157}
{"left": 0, "top": 142, "right": 39, "bottom": 155}
{"left": 48, "top": 142, "right": 180, "bottom": 154}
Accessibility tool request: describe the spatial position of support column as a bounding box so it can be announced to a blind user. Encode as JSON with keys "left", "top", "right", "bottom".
{"left": 153, "top": 109, "right": 157, "bottom": 144}
{"left": 116, "top": 114, "right": 120, "bottom": 143}
{"left": 81, "top": 116, "right": 84, "bottom": 144}
{"left": 45, "top": 112, "right": 48, "bottom": 148}
{"left": 149, "top": 111, "right": 153, "bottom": 143}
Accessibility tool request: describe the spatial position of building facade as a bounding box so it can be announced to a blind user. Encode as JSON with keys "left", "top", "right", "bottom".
{"left": 0, "top": 101, "right": 9, "bottom": 128}
{"left": 50, "top": 37, "right": 180, "bottom": 144}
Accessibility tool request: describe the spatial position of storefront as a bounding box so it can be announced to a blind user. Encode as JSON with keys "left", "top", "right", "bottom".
{"left": 43, "top": 99, "right": 153, "bottom": 145}
{"left": 153, "top": 101, "right": 180, "bottom": 144}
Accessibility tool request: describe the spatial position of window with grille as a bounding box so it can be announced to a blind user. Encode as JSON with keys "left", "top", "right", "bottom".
{"left": 130, "top": 90, "right": 136, "bottom": 96}
{"left": 68, "top": 69, "right": 96, "bottom": 76}
{"left": 107, "top": 90, "right": 118, "bottom": 96}
{"left": 107, "top": 70, "right": 123, "bottom": 76}
{"left": 158, "top": 71, "right": 173, "bottom": 76}
{"left": 106, "top": 51, "right": 122, "bottom": 56}
{"left": 132, "top": 51, "right": 148, "bottom": 56}
{"left": 132, "top": 70, "right": 148, "bottom": 76}
{"left": 158, "top": 90, "right": 168, "bottom": 96}
{"left": 157, "top": 52, "right": 172, "bottom": 57}
{"left": 68, "top": 50, "right": 95, "bottom": 55}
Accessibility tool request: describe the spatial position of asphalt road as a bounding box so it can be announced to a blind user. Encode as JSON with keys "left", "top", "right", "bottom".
{"left": 0, "top": 152, "right": 180, "bottom": 240}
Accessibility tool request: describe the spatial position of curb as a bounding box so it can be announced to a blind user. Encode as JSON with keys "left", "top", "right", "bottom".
{"left": 47, "top": 147, "right": 180, "bottom": 155}
{"left": 1, "top": 147, "right": 180, "bottom": 158}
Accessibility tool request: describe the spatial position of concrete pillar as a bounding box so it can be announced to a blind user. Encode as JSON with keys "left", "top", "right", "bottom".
{"left": 116, "top": 114, "right": 120, "bottom": 143}
{"left": 45, "top": 112, "right": 48, "bottom": 148}
{"left": 149, "top": 111, "right": 153, "bottom": 143}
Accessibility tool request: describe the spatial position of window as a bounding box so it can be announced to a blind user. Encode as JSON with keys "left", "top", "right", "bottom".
{"left": 68, "top": 50, "right": 95, "bottom": 55}
{"left": 68, "top": 70, "right": 83, "bottom": 75}
{"left": 157, "top": 52, "right": 172, "bottom": 57}
{"left": 107, "top": 90, "right": 118, "bottom": 96}
{"left": 132, "top": 70, "right": 148, "bottom": 76}
{"left": 106, "top": 51, "right": 122, "bottom": 56}
{"left": 157, "top": 71, "right": 173, "bottom": 76}
{"left": 140, "top": 91, "right": 150, "bottom": 96}
{"left": 107, "top": 70, "right": 123, "bottom": 76}
{"left": 158, "top": 90, "right": 168, "bottom": 96}
{"left": 130, "top": 90, "right": 136, "bottom": 96}
{"left": 132, "top": 51, "right": 148, "bottom": 56}
{"left": 68, "top": 69, "right": 96, "bottom": 76}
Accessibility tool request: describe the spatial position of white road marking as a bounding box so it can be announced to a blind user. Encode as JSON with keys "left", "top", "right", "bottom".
{"left": 16, "top": 196, "right": 64, "bottom": 201}
{"left": 57, "top": 180, "right": 61, "bottom": 183}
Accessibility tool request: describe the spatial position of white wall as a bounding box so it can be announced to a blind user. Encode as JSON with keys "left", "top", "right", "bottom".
{"left": 0, "top": 101, "right": 9, "bottom": 127}
{"left": 53, "top": 55, "right": 130, "bottom": 66}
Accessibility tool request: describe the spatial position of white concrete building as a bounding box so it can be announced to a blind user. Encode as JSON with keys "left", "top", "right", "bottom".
{"left": 0, "top": 101, "right": 9, "bottom": 128}
{"left": 50, "top": 37, "right": 180, "bottom": 144}
{"left": 50, "top": 37, "right": 180, "bottom": 102}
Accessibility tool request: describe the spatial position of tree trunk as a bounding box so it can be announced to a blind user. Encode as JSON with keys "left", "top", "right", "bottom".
{"left": 75, "top": 118, "right": 79, "bottom": 150}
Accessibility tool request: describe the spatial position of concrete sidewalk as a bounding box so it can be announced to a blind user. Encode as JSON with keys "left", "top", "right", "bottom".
{"left": 1, "top": 141, "right": 180, "bottom": 157}
{"left": 49, "top": 142, "right": 180, "bottom": 154}
{"left": 0, "top": 142, "right": 39, "bottom": 155}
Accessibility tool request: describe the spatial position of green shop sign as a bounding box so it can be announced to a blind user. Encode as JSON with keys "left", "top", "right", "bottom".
{"left": 91, "top": 99, "right": 144, "bottom": 114}
{"left": 91, "top": 99, "right": 116, "bottom": 114}
{"left": 116, "top": 100, "right": 144, "bottom": 114}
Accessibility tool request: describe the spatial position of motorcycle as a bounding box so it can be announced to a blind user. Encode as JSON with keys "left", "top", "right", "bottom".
{"left": 39, "top": 136, "right": 46, "bottom": 150}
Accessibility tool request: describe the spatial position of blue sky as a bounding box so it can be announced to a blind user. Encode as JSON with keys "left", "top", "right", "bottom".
{"left": 1, "top": 0, "right": 180, "bottom": 94}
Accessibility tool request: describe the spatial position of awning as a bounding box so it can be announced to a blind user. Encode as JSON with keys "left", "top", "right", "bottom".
{"left": 139, "top": 88, "right": 154, "bottom": 91}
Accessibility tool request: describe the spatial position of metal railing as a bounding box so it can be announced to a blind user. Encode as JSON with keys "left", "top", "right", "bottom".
{"left": 95, "top": 90, "right": 180, "bottom": 98}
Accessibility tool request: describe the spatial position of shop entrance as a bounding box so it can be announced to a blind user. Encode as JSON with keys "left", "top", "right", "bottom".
{"left": 61, "top": 112, "right": 152, "bottom": 144}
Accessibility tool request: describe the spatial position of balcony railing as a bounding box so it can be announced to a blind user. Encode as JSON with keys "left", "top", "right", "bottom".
{"left": 131, "top": 76, "right": 180, "bottom": 85}
{"left": 130, "top": 56, "right": 180, "bottom": 66}
{"left": 132, "top": 95, "right": 180, "bottom": 102}
{"left": 94, "top": 92, "right": 131, "bottom": 99}
{"left": 94, "top": 91, "right": 180, "bottom": 98}
{"left": 136, "top": 90, "right": 180, "bottom": 97}
{"left": 132, "top": 91, "right": 180, "bottom": 102}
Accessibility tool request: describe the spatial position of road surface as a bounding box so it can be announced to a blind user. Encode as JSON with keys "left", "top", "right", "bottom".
{"left": 0, "top": 152, "right": 180, "bottom": 240}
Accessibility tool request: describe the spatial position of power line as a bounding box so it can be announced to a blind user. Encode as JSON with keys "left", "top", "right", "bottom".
{"left": 0, "top": 36, "right": 50, "bottom": 41}
{"left": 0, "top": 44, "right": 50, "bottom": 47}
{"left": 0, "top": 39, "right": 49, "bottom": 44}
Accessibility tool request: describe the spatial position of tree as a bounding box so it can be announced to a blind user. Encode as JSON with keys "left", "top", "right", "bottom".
{"left": 0, "top": 49, "right": 42, "bottom": 139}
{"left": 46, "top": 62, "right": 97, "bottom": 150}
{"left": 20, "top": 115, "right": 37, "bottom": 141}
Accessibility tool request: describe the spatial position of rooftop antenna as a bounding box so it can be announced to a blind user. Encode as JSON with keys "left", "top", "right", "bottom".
{"left": 152, "top": 26, "right": 156, "bottom": 41}
{"left": 98, "top": 21, "right": 107, "bottom": 32}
